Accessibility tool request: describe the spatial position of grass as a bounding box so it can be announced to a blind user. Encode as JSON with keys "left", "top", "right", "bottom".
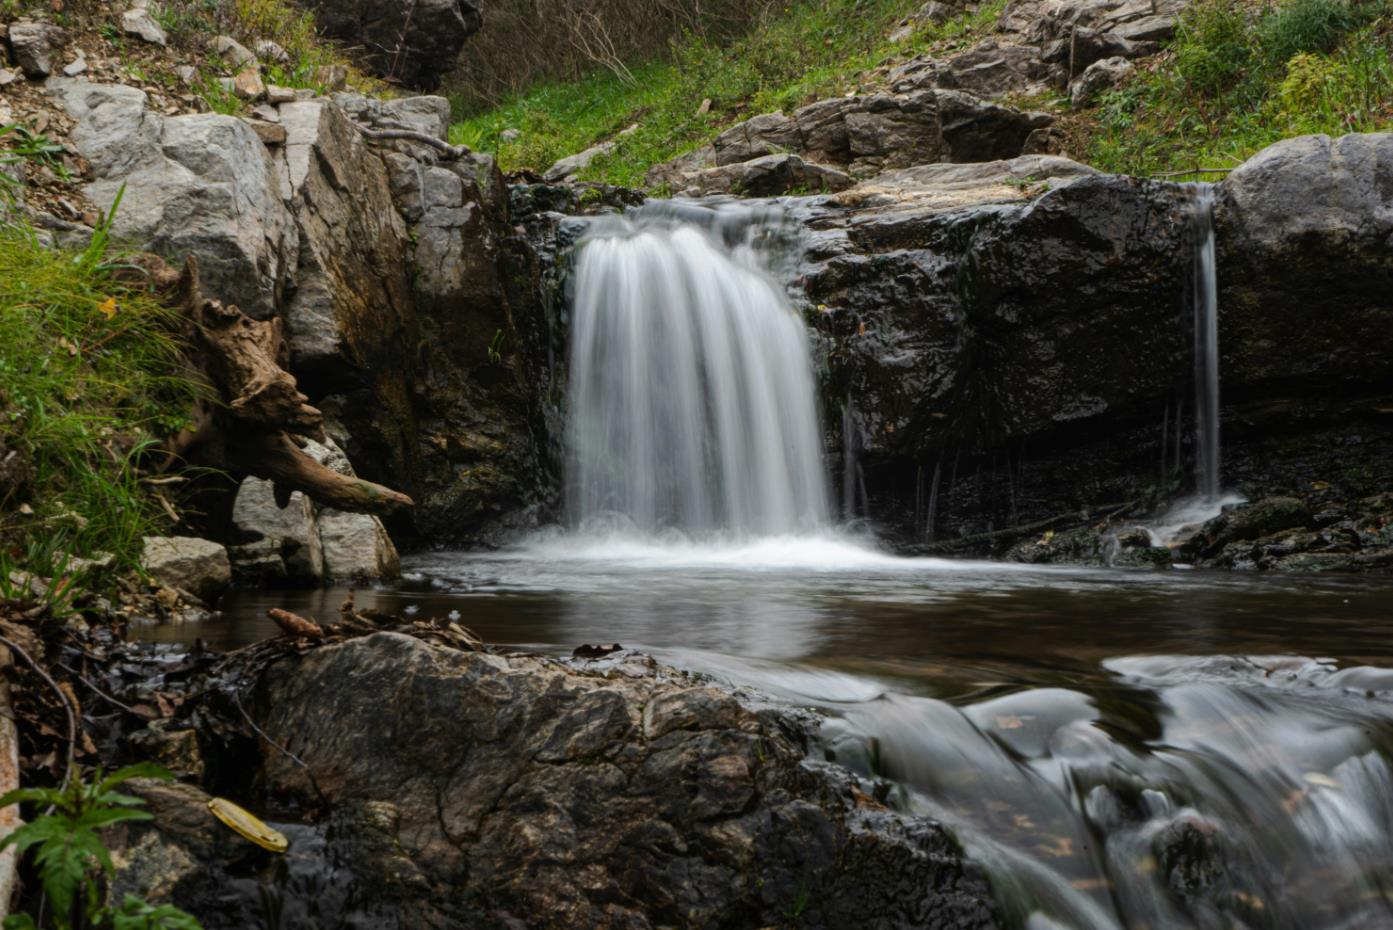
{"left": 0, "top": 207, "right": 200, "bottom": 572}
{"left": 1085, "top": 0, "right": 1393, "bottom": 176}
{"left": 450, "top": 0, "right": 1007, "bottom": 187}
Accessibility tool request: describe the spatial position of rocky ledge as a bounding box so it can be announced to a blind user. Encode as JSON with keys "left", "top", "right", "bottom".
{"left": 106, "top": 632, "right": 1001, "bottom": 929}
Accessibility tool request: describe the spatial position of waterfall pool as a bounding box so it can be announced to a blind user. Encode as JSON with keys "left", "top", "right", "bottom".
{"left": 144, "top": 539, "right": 1393, "bottom": 929}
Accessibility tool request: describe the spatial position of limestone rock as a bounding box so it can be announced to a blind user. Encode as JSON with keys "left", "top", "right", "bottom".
{"left": 303, "top": 439, "right": 401, "bottom": 581}
{"left": 211, "top": 35, "right": 255, "bottom": 70}
{"left": 543, "top": 125, "right": 635, "bottom": 183}
{"left": 232, "top": 67, "right": 265, "bottom": 101}
{"left": 140, "top": 537, "right": 231, "bottom": 605}
{"left": 1070, "top": 55, "right": 1133, "bottom": 108}
{"left": 276, "top": 98, "right": 413, "bottom": 392}
{"left": 7, "top": 21, "right": 67, "bottom": 78}
{"left": 228, "top": 479, "right": 323, "bottom": 584}
{"left": 49, "top": 80, "right": 296, "bottom": 320}
{"left": 299, "top": 0, "right": 482, "bottom": 90}
{"left": 120, "top": 8, "right": 168, "bottom": 46}
{"left": 61, "top": 56, "right": 87, "bottom": 77}
{"left": 253, "top": 39, "right": 289, "bottom": 66}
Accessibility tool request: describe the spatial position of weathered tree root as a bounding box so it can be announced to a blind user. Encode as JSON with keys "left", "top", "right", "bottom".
{"left": 165, "top": 257, "right": 414, "bottom": 518}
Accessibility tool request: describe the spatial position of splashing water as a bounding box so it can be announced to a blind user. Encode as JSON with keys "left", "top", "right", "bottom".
{"left": 565, "top": 203, "right": 831, "bottom": 539}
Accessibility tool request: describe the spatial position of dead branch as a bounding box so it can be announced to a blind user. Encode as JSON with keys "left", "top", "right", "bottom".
{"left": 357, "top": 127, "right": 472, "bottom": 159}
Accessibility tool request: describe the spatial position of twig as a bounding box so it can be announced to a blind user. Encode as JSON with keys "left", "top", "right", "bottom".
{"left": 231, "top": 693, "right": 327, "bottom": 805}
{"left": 355, "top": 127, "right": 472, "bottom": 159}
{"left": 54, "top": 662, "right": 138, "bottom": 715}
{"left": 0, "top": 635, "right": 77, "bottom": 813}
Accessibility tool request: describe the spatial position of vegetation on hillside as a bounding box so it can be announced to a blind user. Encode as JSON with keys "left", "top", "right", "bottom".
{"left": 1084, "top": 0, "right": 1393, "bottom": 175}
{"left": 450, "top": 0, "right": 1006, "bottom": 188}
{"left": 0, "top": 209, "right": 199, "bottom": 572}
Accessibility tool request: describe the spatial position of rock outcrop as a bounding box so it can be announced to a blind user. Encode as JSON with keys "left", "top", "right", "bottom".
{"left": 783, "top": 134, "right": 1393, "bottom": 559}
{"left": 649, "top": 89, "right": 1052, "bottom": 196}
{"left": 50, "top": 81, "right": 552, "bottom": 547}
{"left": 140, "top": 536, "right": 232, "bottom": 605}
{"left": 131, "top": 633, "right": 996, "bottom": 930}
{"left": 299, "top": 0, "right": 483, "bottom": 90}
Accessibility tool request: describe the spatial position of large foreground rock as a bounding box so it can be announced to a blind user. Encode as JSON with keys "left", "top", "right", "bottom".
{"left": 220, "top": 634, "right": 1003, "bottom": 929}
{"left": 300, "top": 0, "right": 482, "bottom": 90}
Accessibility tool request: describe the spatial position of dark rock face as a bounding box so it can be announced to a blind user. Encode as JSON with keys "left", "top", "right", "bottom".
{"left": 790, "top": 134, "right": 1393, "bottom": 562}
{"left": 233, "top": 633, "right": 1002, "bottom": 930}
{"left": 300, "top": 0, "right": 483, "bottom": 90}
{"left": 648, "top": 90, "right": 1052, "bottom": 196}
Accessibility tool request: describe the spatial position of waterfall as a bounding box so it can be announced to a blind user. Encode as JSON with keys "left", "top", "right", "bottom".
{"left": 1191, "top": 185, "right": 1221, "bottom": 502}
{"left": 565, "top": 204, "right": 831, "bottom": 537}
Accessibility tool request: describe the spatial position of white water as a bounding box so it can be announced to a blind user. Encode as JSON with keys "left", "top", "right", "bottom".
{"left": 566, "top": 204, "right": 831, "bottom": 538}
{"left": 1150, "top": 187, "right": 1239, "bottom": 546}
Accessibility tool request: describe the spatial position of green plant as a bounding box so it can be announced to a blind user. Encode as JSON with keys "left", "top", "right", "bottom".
{"left": 487, "top": 328, "right": 507, "bottom": 365}
{"left": 0, "top": 125, "right": 71, "bottom": 183}
{"left": 1258, "top": 0, "right": 1360, "bottom": 66}
{"left": 0, "top": 207, "right": 200, "bottom": 569}
{"left": 1173, "top": 0, "right": 1254, "bottom": 95}
{"left": 0, "top": 764, "right": 202, "bottom": 930}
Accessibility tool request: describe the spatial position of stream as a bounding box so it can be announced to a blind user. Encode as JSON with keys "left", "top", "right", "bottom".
{"left": 141, "top": 535, "right": 1393, "bottom": 929}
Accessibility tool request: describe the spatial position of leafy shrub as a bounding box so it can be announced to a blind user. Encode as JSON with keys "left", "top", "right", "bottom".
{"left": 1174, "top": 0, "right": 1255, "bottom": 94}
{"left": 0, "top": 764, "right": 202, "bottom": 930}
{"left": 1258, "top": 0, "right": 1360, "bottom": 66}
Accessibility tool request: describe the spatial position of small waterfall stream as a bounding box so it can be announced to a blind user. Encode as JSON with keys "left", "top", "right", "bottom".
{"left": 565, "top": 204, "right": 831, "bottom": 537}
{"left": 1192, "top": 185, "right": 1222, "bottom": 503}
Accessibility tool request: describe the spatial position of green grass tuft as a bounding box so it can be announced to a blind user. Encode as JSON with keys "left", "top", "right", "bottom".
{"left": 0, "top": 214, "right": 200, "bottom": 570}
{"left": 1086, "top": 0, "right": 1393, "bottom": 176}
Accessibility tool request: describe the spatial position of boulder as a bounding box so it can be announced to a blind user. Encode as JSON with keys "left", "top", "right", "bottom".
{"left": 49, "top": 80, "right": 296, "bottom": 320}
{"left": 210, "top": 35, "right": 255, "bottom": 70}
{"left": 247, "top": 633, "right": 1003, "bottom": 929}
{"left": 227, "top": 479, "right": 323, "bottom": 584}
{"left": 543, "top": 125, "right": 636, "bottom": 182}
{"left": 7, "top": 21, "right": 67, "bottom": 78}
{"left": 140, "top": 537, "right": 231, "bottom": 605}
{"left": 300, "top": 0, "right": 483, "bottom": 90}
{"left": 1070, "top": 55, "right": 1133, "bottom": 108}
{"left": 277, "top": 98, "right": 414, "bottom": 393}
{"left": 120, "top": 8, "right": 168, "bottom": 46}
{"left": 303, "top": 439, "right": 401, "bottom": 581}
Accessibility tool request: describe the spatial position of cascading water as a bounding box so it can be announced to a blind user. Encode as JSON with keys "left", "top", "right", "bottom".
{"left": 1192, "top": 185, "right": 1221, "bottom": 503}
{"left": 565, "top": 203, "right": 831, "bottom": 538}
{"left": 1151, "top": 186, "right": 1241, "bottom": 544}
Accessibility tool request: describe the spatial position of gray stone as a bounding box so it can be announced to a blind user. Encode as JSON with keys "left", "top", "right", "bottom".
{"left": 277, "top": 99, "right": 414, "bottom": 390}
{"left": 140, "top": 537, "right": 231, "bottom": 605}
{"left": 8, "top": 21, "right": 67, "bottom": 78}
{"left": 303, "top": 439, "right": 401, "bottom": 581}
{"left": 1070, "top": 55, "right": 1133, "bottom": 108}
{"left": 265, "top": 84, "right": 296, "bottom": 105}
{"left": 681, "top": 153, "right": 855, "bottom": 197}
{"left": 542, "top": 127, "right": 637, "bottom": 182}
{"left": 49, "top": 80, "right": 297, "bottom": 320}
{"left": 211, "top": 35, "right": 256, "bottom": 70}
{"left": 61, "top": 56, "right": 87, "bottom": 77}
{"left": 121, "top": 8, "right": 168, "bottom": 46}
{"left": 500, "top": 128, "right": 520, "bottom": 142}
{"left": 253, "top": 39, "right": 289, "bottom": 66}
{"left": 228, "top": 479, "right": 323, "bottom": 584}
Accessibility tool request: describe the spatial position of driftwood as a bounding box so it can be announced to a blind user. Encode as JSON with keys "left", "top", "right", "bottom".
{"left": 163, "top": 257, "right": 414, "bottom": 518}
{"left": 356, "top": 126, "right": 473, "bottom": 159}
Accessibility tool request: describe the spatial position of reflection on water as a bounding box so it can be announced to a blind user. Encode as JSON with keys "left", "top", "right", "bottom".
{"left": 138, "top": 533, "right": 1393, "bottom": 929}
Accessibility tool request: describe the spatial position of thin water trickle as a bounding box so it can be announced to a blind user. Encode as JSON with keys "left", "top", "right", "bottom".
{"left": 565, "top": 203, "right": 830, "bottom": 537}
{"left": 1191, "top": 184, "right": 1222, "bottom": 503}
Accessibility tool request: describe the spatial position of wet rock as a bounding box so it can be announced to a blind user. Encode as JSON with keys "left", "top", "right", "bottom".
{"left": 49, "top": 80, "right": 296, "bottom": 319}
{"left": 303, "top": 439, "right": 401, "bottom": 582}
{"left": 302, "top": 0, "right": 482, "bottom": 90}
{"left": 140, "top": 537, "right": 231, "bottom": 605}
{"left": 7, "top": 21, "right": 67, "bottom": 78}
{"left": 1153, "top": 816, "right": 1229, "bottom": 903}
{"left": 1184, "top": 497, "right": 1315, "bottom": 560}
{"left": 249, "top": 634, "right": 1003, "bottom": 929}
{"left": 120, "top": 7, "right": 167, "bottom": 46}
{"left": 1071, "top": 56, "right": 1133, "bottom": 108}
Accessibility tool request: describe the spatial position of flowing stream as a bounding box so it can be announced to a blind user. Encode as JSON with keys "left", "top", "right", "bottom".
{"left": 171, "top": 202, "right": 1393, "bottom": 928}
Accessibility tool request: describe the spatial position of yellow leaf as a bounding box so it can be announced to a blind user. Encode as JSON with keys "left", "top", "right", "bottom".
{"left": 98, "top": 296, "right": 119, "bottom": 319}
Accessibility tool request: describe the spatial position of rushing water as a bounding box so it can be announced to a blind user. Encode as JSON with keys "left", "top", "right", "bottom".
{"left": 566, "top": 204, "right": 830, "bottom": 536}
{"left": 153, "top": 204, "right": 1393, "bottom": 928}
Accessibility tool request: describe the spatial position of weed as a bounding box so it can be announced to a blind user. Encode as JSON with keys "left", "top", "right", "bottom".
{"left": 0, "top": 212, "right": 200, "bottom": 569}
{"left": 0, "top": 763, "right": 202, "bottom": 930}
